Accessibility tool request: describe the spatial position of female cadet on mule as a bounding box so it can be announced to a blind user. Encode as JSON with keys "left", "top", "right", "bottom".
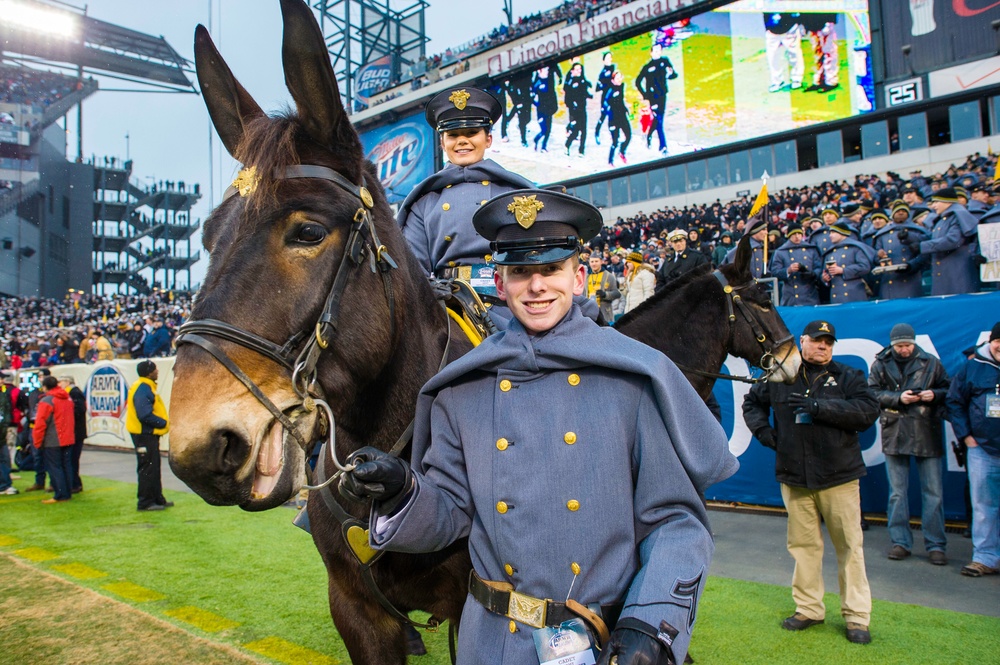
{"left": 167, "top": 3, "right": 801, "bottom": 663}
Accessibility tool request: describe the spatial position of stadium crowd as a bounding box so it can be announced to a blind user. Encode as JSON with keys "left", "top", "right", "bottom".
{"left": 0, "top": 291, "right": 191, "bottom": 369}
{"left": 0, "top": 65, "right": 86, "bottom": 111}
{"left": 584, "top": 150, "right": 998, "bottom": 315}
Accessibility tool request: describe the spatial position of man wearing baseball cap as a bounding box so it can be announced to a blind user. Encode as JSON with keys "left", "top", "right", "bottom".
{"left": 743, "top": 320, "right": 879, "bottom": 644}
{"left": 341, "top": 189, "right": 737, "bottom": 665}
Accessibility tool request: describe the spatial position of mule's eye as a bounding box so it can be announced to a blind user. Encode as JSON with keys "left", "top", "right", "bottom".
{"left": 293, "top": 224, "right": 327, "bottom": 245}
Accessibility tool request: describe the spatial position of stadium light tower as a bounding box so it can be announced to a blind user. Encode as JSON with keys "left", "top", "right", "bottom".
{"left": 503, "top": 0, "right": 513, "bottom": 25}
{"left": 313, "top": 0, "right": 428, "bottom": 112}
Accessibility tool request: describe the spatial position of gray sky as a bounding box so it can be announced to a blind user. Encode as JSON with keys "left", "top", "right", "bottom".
{"left": 61, "top": 0, "right": 555, "bottom": 286}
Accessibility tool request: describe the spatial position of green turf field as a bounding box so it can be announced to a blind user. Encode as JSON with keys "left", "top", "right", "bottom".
{"left": 2, "top": 476, "right": 998, "bottom": 664}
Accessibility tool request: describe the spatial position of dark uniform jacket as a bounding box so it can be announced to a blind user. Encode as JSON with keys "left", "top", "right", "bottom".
{"left": 724, "top": 238, "right": 767, "bottom": 278}
{"left": 372, "top": 305, "right": 737, "bottom": 665}
{"left": 947, "top": 345, "right": 1000, "bottom": 457}
{"left": 656, "top": 249, "right": 708, "bottom": 290}
{"left": 822, "top": 239, "right": 876, "bottom": 303}
{"left": 770, "top": 240, "right": 821, "bottom": 306}
{"left": 868, "top": 346, "right": 949, "bottom": 457}
{"left": 397, "top": 160, "right": 534, "bottom": 275}
{"left": 743, "top": 360, "right": 879, "bottom": 490}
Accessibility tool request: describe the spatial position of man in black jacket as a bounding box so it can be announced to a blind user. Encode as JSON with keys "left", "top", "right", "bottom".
{"left": 58, "top": 376, "right": 88, "bottom": 494}
{"left": 656, "top": 228, "right": 708, "bottom": 291}
{"left": 743, "top": 320, "right": 879, "bottom": 645}
{"left": 868, "top": 323, "right": 950, "bottom": 565}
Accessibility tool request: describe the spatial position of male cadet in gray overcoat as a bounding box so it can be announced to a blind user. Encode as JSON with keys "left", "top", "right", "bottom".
{"left": 901, "top": 187, "right": 980, "bottom": 295}
{"left": 397, "top": 87, "right": 534, "bottom": 294}
{"left": 821, "top": 220, "right": 876, "bottom": 303}
{"left": 807, "top": 207, "right": 838, "bottom": 254}
{"left": 725, "top": 216, "right": 768, "bottom": 278}
{"left": 872, "top": 208, "right": 929, "bottom": 299}
{"left": 341, "top": 190, "right": 738, "bottom": 665}
{"left": 770, "top": 224, "right": 821, "bottom": 305}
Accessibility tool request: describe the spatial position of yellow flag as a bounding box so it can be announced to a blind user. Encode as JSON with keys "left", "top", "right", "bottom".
{"left": 115, "top": 303, "right": 121, "bottom": 316}
{"left": 748, "top": 180, "right": 769, "bottom": 218}
{"left": 994, "top": 157, "right": 1000, "bottom": 183}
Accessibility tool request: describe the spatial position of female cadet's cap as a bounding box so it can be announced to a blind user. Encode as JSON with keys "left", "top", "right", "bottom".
{"left": 473, "top": 189, "right": 602, "bottom": 266}
{"left": 425, "top": 87, "right": 502, "bottom": 132}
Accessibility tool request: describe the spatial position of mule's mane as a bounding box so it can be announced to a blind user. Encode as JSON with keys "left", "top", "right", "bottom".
{"left": 232, "top": 112, "right": 302, "bottom": 208}
{"left": 615, "top": 262, "right": 718, "bottom": 328}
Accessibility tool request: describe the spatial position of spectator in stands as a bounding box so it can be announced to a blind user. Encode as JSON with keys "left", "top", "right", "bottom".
{"left": 32, "top": 375, "right": 75, "bottom": 504}
{"left": 967, "top": 183, "right": 992, "bottom": 218}
{"left": 902, "top": 188, "right": 980, "bottom": 296}
{"left": 868, "top": 323, "right": 950, "bottom": 565}
{"left": 743, "top": 320, "right": 878, "bottom": 645}
{"left": 585, "top": 253, "right": 620, "bottom": 323}
{"left": 143, "top": 319, "right": 172, "bottom": 358}
{"left": 395, "top": 87, "right": 533, "bottom": 291}
{"left": 657, "top": 228, "right": 708, "bottom": 291}
{"left": 125, "top": 321, "right": 146, "bottom": 359}
{"left": 712, "top": 232, "right": 734, "bottom": 266}
{"left": 771, "top": 224, "right": 822, "bottom": 305}
{"left": 623, "top": 251, "right": 655, "bottom": 313}
{"left": 872, "top": 207, "right": 929, "bottom": 300}
{"left": 0, "top": 374, "right": 17, "bottom": 495}
{"left": 22, "top": 369, "right": 49, "bottom": 492}
{"left": 946, "top": 322, "right": 1000, "bottom": 577}
{"left": 126, "top": 360, "right": 172, "bottom": 512}
{"left": 822, "top": 220, "right": 875, "bottom": 303}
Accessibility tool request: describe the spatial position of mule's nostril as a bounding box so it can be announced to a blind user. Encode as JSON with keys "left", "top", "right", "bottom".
{"left": 216, "top": 429, "right": 250, "bottom": 475}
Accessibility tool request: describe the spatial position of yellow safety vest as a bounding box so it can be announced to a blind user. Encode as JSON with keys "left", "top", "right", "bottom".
{"left": 126, "top": 377, "right": 169, "bottom": 436}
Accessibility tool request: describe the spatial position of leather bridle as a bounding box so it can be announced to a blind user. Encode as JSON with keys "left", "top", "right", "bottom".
{"left": 672, "top": 270, "right": 794, "bottom": 385}
{"left": 174, "top": 164, "right": 398, "bottom": 459}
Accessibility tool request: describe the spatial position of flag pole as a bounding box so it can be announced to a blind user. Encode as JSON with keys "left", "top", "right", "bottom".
{"left": 760, "top": 171, "right": 770, "bottom": 275}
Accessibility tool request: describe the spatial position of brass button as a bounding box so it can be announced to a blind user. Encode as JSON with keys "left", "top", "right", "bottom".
{"left": 504, "top": 563, "right": 514, "bottom": 576}
{"left": 445, "top": 184, "right": 453, "bottom": 188}
{"left": 480, "top": 199, "right": 488, "bottom": 205}
{"left": 564, "top": 432, "right": 577, "bottom": 445}
{"left": 496, "top": 437, "right": 509, "bottom": 451}
{"left": 509, "top": 620, "right": 517, "bottom": 633}
{"left": 499, "top": 379, "right": 512, "bottom": 392}
{"left": 442, "top": 203, "right": 451, "bottom": 211}
{"left": 571, "top": 562, "right": 581, "bottom": 575}
{"left": 444, "top": 235, "right": 453, "bottom": 242}
{"left": 567, "top": 373, "right": 580, "bottom": 386}
{"left": 567, "top": 499, "right": 580, "bottom": 512}
{"left": 485, "top": 254, "right": 493, "bottom": 262}
{"left": 497, "top": 501, "right": 508, "bottom": 514}
{"left": 447, "top": 261, "right": 456, "bottom": 267}
{"left": 482, "top": 180, "right": 490, "bottom": 186}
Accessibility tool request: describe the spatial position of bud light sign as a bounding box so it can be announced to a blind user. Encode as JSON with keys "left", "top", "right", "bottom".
{"left": 360, "top": 114, "right": 434, "bottom": 205}
{"left": 354, "top": 56, "right": 393, "bottom": 105}
{"left": 86, "top": 365, "right": 128, "bottom": 441}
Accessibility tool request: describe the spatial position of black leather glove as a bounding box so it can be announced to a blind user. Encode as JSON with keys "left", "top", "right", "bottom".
{"left": 896, "top": 228, "right": 909, "bottom": 242}
{"left": 596, "top": 289, "right": 607, "bottom": 299}
{"left": 973, "top": 254, "right": 989, "bottom": 265}
{"left": 339, "top": 446, "right": 413, "bottom": 513}
{"left": 597, "top": 619, "right": 675, "bottom": 665}
{"left": 904, "top": 237, "right": 922, "bottom": 254}
{"left": 787, "top": 393, "right": 819, "bottom": 415}
{"left": 756, "top": 427, "right": 777, "bottom": 450}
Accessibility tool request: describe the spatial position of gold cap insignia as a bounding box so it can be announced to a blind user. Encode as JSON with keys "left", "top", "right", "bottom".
{"left": 231, "top": 165, "right": 259, "bottom": 197}
{"left": 818, "top": 322, "right": 831, "bottom": 332}
{"left": 507, "top": 195, "right": 545, "bottom": 229}
{"left": 449, "top": 89, "right": 471, "bottom": 111}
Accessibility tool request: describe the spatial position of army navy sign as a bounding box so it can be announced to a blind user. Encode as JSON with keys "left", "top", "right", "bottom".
{"left": 85, "top": 364, "right": 129, "bottom": 442}
{"left": 360, "top": 113, "right": 434, "bottom": 204}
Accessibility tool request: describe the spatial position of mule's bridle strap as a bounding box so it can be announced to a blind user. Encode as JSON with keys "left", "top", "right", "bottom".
{"left": 178, "top": 333, "right": 309, "bottom": 451}
{"left": 176, "top": 319, "right": 304, "bottom": 371}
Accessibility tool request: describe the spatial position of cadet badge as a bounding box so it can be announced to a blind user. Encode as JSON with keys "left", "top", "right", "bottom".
{"left": 818, "top": 322, "right": 831, "bottom": 333}
{"left": 231, "top": 165, "right": 259, "bottom": 197}
{"left": 507, "top": 195, "right": 545, "bottom": 229}
{"left": 449, "top": 89, "right": 471, "bottom": 110}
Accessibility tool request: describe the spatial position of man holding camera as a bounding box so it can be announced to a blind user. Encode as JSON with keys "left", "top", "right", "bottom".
{"left": 743, "top": 320, "right": 879, "bottom": 645}
{"left": 868, "top": 323, "right": 950, "bottom": 565}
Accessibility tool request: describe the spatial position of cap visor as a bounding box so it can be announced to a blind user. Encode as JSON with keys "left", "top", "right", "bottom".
{"left": 437, "top": 118, "right": 492, "bottom": 132}
{"left": 492, "top": 245, "right": 578, "bottom": 266}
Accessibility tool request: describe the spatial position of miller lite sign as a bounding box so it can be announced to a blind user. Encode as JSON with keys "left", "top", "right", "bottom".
{"left": 360, "top": 114, "right": 434, "bottom": 204}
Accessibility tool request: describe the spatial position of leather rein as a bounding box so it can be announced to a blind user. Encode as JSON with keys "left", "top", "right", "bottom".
{"left": 671, "top": 270, "right": 794, "bottom": 385}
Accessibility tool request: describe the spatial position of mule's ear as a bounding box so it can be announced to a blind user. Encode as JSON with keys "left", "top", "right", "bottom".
{"left": 194, "top": 24, "right": 264, "bottom": 156}
{"left": 279, "top": 0, "right": 361, "bottom": 159}
{"left": 733, "top": 232, "right": 752, "bottom": 281}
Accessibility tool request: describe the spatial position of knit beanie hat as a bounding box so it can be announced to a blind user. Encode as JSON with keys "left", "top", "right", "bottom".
{"left": 889, "top": 323, "right": 916, "bottom": 345}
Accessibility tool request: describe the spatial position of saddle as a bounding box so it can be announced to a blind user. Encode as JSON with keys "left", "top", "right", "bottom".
{"left": 430, "top": 278, "right": 499, "bottom": 346}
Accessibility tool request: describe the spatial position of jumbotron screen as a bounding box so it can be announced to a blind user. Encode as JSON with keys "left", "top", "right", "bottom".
{"left": 487, "top": 0, "right": 872, "bottom": 185}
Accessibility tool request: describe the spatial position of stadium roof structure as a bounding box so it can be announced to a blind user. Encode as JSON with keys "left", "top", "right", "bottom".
{"left": 0, "top": 0, "right": 195, "bottom": 92}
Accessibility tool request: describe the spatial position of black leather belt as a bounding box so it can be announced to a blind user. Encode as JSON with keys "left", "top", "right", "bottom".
{"left": 469, "top": 570, "right": 623, "bottom": 632}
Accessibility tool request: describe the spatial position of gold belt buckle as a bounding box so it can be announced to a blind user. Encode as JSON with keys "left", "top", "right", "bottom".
{"left": 507, "top": 590, "right": 547, "bottom": 629}
{"left": 457, "top": 265, "right": 472, "bottom": 281}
